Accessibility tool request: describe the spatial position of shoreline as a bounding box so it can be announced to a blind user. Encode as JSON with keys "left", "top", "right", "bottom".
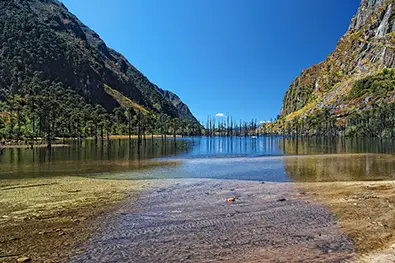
{"left": 0, "top": 176, "right": 150, "bottom": 262}
{"left": 1, "top": 176, "right": 394, "bottom": 262}
{"left": 0, "top": 135, "right": 182, "bottom": 149}
{"left": 297, "top": 181, "right": 395, "bottom": 262}
{"left": 0, "top": 144, "right": 71, "bottom": 149}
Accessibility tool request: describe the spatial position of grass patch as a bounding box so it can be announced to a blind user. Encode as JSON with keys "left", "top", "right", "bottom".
{"left": 104, "top": 84, "right": 148, "bottom": 112}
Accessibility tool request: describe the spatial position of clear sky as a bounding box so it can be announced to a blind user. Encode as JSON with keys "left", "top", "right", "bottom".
{"left": 60, "top": 0, "right": 361, "bottom": 124}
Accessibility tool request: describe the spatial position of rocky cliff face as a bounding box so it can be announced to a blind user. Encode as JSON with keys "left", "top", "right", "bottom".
{"left": 0, "top": 0, "right": 199, "bottom": 123}
{"left": 280, "top": 0, "right": 395, "bottom": 118}
{"left": 155, "top": 87, "right": 200, "bottom": 123}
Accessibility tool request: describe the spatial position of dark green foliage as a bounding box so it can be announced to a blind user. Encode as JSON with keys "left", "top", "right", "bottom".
{"left": 349, "top": 69, "right": 395, "bottom": 99}
{"left": 0, "top": 0, "right": 201, "bottom": 141}
{"left": 344, "top": 102, "right": 395, "bottom": 138}
{"left": 262, "top": 103, "right": 395, "bottom": 138}
{"left": 281, "top": 82, "right": 315, "bottom": 116}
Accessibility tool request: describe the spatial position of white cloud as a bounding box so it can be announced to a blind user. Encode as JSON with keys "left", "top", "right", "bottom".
{"left": 260, "top": 120, "right": 272, "bottom": 124}
{"left": 216, "top": 113, "right": 225, "bottom": 117}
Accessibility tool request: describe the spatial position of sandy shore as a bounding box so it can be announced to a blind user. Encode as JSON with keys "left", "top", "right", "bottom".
{"left": 0, "top": 176, "right": 150, "bottom": 262}
{"left": 298, "top": 181, "right": 395, "bottom": 262}
{"left": 1, "top": 176, "right": 394, "bottom": 262}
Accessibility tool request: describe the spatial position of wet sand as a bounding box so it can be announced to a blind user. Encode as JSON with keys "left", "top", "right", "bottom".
{"left": 3, "top": 177, "right": 395, "bottom": 262}
{"left": 70, "top": 180, "right": 354, "bottom": 263}
{"left": 0, "top": 177, "right": 148, "bottom": 262}
{"left": 299, "top": 181, "right": 395, "bottom": 262}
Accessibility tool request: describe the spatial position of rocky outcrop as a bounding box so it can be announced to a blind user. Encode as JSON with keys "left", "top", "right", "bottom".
{"left": 155, "top": 87, "right": 199, "bottom": 123}
{"left": 280, "top": 0, "right": 395, "bottom": 118}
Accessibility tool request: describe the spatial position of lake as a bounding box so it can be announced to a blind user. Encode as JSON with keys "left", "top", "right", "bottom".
{"left": 0, "top": 136, "right": 394, "bottom": 182}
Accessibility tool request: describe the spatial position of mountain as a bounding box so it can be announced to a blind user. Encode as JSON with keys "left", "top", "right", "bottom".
{"left": 155, "top": 87, "right": 199, "bottom": 123}
{"left": 0, "top": 0, "right": 199, "bottom": 136}
{"left": 278, "top": 0, "right": 395, "bottom": 133}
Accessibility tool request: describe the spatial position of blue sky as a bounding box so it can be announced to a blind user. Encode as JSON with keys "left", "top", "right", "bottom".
{"left": 61, "top": 0, "right": 361, "bottom": 124}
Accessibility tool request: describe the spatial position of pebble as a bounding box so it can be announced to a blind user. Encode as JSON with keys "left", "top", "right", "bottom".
{"left": 227, "top": 197, "right": 236, "bottom": 203}
{"left": 17, "top": 256, "right": 31, "bottom": 262}
{"left": 277, "top": 198, "right": 287, "bottom": 202}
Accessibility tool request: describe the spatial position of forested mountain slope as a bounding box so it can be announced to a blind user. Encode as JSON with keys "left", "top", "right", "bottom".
{"left": 0, "top": 0, "right": 200, "bottom": 139}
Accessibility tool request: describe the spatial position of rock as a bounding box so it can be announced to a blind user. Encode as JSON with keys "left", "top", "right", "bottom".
{"left": 17, "top": 256, "right": 31, "bottom": 262}
{"left": 227, "top": 197, "right": 236, "bottom": 203}
{"left": 277, "top": 198, "right": 287, "bottom": 202}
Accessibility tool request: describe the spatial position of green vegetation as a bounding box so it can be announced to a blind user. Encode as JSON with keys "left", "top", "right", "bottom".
{"left": 270, "top": 68, "right": 395, "bottom": 138}
{"left": 349, "top": 68, "right": 395, "bottom": 99}
{"left": 0, "top": 0, "right": 202, "bottom": 146}
{"left": 0, "top": 86, "right": 202, "bottom": 145}
{"left": 104, "top": 84, "right": 148, "bottom": 113}
{"left": 262, "top": 102, "right": 395, "bottom": 138}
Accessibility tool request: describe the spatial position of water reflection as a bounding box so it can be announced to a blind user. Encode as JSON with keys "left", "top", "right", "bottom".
{"left": 178, "top": 137, "right": 395, "bottom": 157}
{"left": 0, "top": 137, "right": 394, "bottom": 182}
{"left": 283, "top": 154, "right": 395, "bottom": 182}
{"left": 0, "top": 139, "right": 189, "bottom": 179}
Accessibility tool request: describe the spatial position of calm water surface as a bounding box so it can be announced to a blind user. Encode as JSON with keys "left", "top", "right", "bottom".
{"left": 0, "top": 137, "right": 394, "bottom": 182}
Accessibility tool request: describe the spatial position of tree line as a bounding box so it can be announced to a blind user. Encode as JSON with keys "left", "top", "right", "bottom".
{"left": 0, "top": 81, "right": 202, "bottom": 148}
{"left": 204, "top": 115, "right": 259, "bottom": 137}
{"left": 261, "top": 102, "right": 395, "bottom": 138}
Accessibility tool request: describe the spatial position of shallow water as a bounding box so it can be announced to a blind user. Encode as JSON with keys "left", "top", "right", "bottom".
{"left": 0, "top": 137, "right": 394, "bottom": 182}
{"left": 70, "top": 180, "right": 354, "bottom": 263}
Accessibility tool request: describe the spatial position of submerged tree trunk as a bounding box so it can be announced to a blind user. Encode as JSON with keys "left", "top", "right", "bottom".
{"left": 46, "top": 124, "right": 52, "bottom": 150}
